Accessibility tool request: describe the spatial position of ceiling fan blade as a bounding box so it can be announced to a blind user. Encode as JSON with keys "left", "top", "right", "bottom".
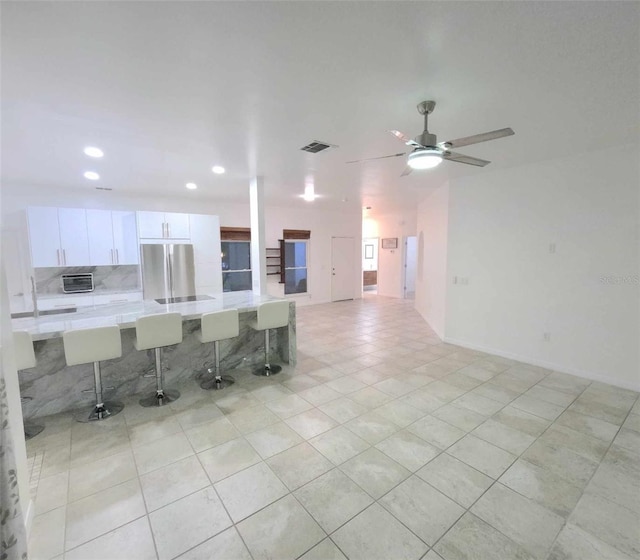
{"left": 400, "top": 165, "right": 413, "bottom": 176}
{"left": 443, "top": 151, "right": 491, "bottom": 167}
{"left": 346, "top": 152, "right": 406, "bottom": 164}
{"left": 439, "top": 127, "right": 514, "bottom": 149}
{"left": 389, "top": 130, "right": 423, "bottom": 148}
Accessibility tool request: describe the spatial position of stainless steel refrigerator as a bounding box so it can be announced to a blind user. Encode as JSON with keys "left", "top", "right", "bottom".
{"left": 140, "top": 244, "right": 196, "bottom": 302}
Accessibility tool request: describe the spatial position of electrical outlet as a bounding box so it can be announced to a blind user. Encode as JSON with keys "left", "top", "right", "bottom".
{"left": 543, "top": 332, "right": 551, "bottom": 342}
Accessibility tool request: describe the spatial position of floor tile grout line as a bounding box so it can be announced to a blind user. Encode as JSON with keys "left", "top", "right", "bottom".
{"left": 539, "top": 390, "right": 640, "bottom": 559}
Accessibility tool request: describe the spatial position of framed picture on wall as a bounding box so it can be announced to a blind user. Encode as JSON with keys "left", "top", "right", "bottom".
{"left": 364, "top": 244, "right": 374, "bottom": 259}
{"left": 381, "top": 237, "right": 398, "bottom": 249}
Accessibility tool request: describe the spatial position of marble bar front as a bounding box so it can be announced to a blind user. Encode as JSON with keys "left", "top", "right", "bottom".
{"left": 12, "top": 291, "right": 297, "bottom": 419}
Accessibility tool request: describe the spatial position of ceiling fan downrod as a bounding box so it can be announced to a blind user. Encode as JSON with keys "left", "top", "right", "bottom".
{"left": 416, "top": 100, "right": 437, "bottom": 147}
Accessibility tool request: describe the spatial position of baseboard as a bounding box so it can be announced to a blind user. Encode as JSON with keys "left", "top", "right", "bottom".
{"left": 443, "top": 336, "right": 640, "bottom": 393}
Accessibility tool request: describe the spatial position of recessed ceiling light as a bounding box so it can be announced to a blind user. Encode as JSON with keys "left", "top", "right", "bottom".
{"left": 211, "top": 166, "right": 225, "bottom": 174}
{"left": 300, "top": 184, "right": 319, "bottom": 202}
{"left": 83, "top": 146, "right": 104, "bottom": 158}
{"left": 185, "top": 182, "right": 197, "bottom": 190}
{"left": 84, "top": 171, "right": 100, "bottom": 180}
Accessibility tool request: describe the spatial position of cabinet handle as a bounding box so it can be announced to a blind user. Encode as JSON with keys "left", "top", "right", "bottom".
{"left": 167, "top": 222, "right": 171, "bottom": 237}
{"left": 110, "top": 249, "right": 114, "bottom": 264}
{"left": 110, "top": 298, "right": 127, "bottom": 303}
{"left": 56, "top": 249, "right": 61, "bottom": 266}
{"left": 115, "top": 249, "right": 119, "bottom": 264}
{"left": 62, "top": 249, "right": 67, "bottom": 266}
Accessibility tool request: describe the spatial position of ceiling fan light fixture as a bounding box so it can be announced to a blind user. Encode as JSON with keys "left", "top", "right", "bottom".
{"left": 407, "top": 148, "right": 443, "bottom": 170}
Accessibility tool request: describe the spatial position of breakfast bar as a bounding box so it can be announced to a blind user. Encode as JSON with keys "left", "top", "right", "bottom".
{"left": 12, "top": 291, "right": 296, "bottom": 419}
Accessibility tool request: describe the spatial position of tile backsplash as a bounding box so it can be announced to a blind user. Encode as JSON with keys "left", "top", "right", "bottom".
{"left": 35, "top": 265, "right": 140, "bottom": 295}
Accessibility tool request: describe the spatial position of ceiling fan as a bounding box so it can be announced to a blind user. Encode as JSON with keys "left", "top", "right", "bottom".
{"left": 347, "top": 100, "right": 514, "bottom": 176}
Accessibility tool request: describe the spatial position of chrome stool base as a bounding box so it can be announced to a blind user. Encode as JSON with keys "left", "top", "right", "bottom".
{"left": 139, "top": 389, "right": 180, "bottom": 407}
{"left": 200, "top": 374, "right": 235, "bottom": 390}
{"left": 24, "top": 423, "right": 45, "bottom": 440}
{"left": 253, "top": 364, "right": 282, "bottom": 377}
{"left": 74, "top": 401, "right": 124, "bottom": 423}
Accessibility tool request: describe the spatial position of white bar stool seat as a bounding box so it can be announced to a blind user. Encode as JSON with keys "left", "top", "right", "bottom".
{"left": 135, "top": 313, "right": 182, "bottom": 407}
{"left": 249, "top": 301, "right": 289, "bottom": 376}
{"left": 13, "top": 331, "right": 45, "bottom": 439}
{"left": 62, "top": 325, "right": 124, "bottom": 422}
{"left": 197, "top": 309, "right": 239, "bottom": 390}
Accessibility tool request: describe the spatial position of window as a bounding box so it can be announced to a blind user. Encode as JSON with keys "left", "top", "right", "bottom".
{"left": 283, "top": 229, "right": 310, "bottom": 295}
{"left": 220, "top": 227, "right": 252, "bottom": 292}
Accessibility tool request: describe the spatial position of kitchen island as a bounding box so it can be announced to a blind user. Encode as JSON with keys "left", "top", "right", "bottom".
{"left": 12, "top": 291, "right": 296, "bottom": 418}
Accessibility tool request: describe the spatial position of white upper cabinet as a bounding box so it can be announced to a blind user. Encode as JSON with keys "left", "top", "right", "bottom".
{"left": 27, "top": 207, "right": 61, "bottom": 267}
{"left": 165, "top": 212, "right": 190, "bottom": 239}
{"left": 137, "top": 211, "right": 190, "bottom": 240}
{"left": 28, "top": 207, "right": 90, "bottom": 267}
{"left": 86, "top": 210, "right": 139, "bottom": 265}
{"left": 86, "top": 209, "right": 114, "bottom": 265}
{"left": 137, "top": 211, "right": 165, "bottom": 239}
{"left": 112, "top": 211, "right": 139, "bottom": 264}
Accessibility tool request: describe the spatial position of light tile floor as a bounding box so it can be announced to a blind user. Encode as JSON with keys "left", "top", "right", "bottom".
{"left": 25, "top": 295, "right": 640, "bottom": 560}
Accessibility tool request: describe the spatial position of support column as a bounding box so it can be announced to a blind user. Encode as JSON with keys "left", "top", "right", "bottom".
{"left": 250, "top": 176, "right": 267, "bottom": 295}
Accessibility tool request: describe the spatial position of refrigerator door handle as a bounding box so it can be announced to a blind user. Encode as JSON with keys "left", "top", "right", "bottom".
{"left": 167, "top": 245, "right": 174, "bottom": 297}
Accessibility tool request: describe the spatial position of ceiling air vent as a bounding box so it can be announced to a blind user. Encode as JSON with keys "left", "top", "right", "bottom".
{"left": 300, "top": 141, "right": 336, "bottom": 154}
{"left": 95, "top": 187, "right": 113, "bottom": 191}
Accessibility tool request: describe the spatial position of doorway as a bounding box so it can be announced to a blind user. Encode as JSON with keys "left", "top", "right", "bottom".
{"left": 403, "top": 236, "right": 417, "bottom": 299}
{"left": 331, "top": 236, "right": 355, "bottom": 301}
{"left": 362, "top": 237, "right": 378, "bottom": 293}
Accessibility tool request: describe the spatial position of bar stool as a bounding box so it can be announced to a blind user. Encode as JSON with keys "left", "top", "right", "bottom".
{"left": 249, "top": 301, "right": 289, "bottom": 376}
{"left": 62, "top": 325, "right": 124, "bottom": 422}
{"left": 197, "top": 309, "right": 239, "bottom": 390}
{"left": 135, "top": 313, "right": 182, "bottom": 407}
{"left": 13, "top": 331, "right": 44, "bottom": 439}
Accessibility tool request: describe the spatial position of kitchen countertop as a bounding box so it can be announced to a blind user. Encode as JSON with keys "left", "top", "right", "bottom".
{"left": 12, "top": 291, "right": 289, "bottom": 341}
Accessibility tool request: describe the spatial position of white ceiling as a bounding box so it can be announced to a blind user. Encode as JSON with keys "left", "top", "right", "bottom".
{"left": 2, "top": 2, "right": 638, "bottom": 216}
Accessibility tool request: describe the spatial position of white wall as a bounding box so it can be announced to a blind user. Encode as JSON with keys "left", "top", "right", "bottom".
{"left": 443, "top": 144, "right": 639, "bottom": 390}
{"left": 1, "top": 187, "right": 362, "bottom": 307}
{"left": 415, "top": 184, "right": 449, "bottom": 337}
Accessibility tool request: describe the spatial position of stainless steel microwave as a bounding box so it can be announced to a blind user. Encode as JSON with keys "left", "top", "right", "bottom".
{"left": 62, "top": 273, "right": 94, "bottom": 293}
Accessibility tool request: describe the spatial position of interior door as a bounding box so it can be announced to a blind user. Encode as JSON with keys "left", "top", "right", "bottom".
{"left": 404, "top": 236, "right": 417, "bottom": 299}
{"left": 331, "top": 236, "right": 355, "bottom": 301}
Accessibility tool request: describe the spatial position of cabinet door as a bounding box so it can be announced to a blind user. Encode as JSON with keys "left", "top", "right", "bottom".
{"left": 38, "top": 294, "right": 95, "bottom": 310}
{"left": 137, "top": 211, "right": 165, "bottom": 238}
{"left": 27, "top": 207, "right": 62, "bottom": 267}
{"left": 86, "top": 209, "right": 115, "bottom": 266}
{"left": 58, "top": 208, "right": 90, "bottom": 266}
{"left": 112, "top": 211, "right": 139, "bottom": 264}
{"left": 93, "top": 291, "right": 143, "bottom": 305}
{"left": 165, "top": 212, "right": 190, "bottom": 239}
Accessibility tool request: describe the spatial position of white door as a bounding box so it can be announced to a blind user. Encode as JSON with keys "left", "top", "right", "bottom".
{"left": 112, "top": 211, "right": 139, "bottom": 264}
{"left": 58, "top": 208, "right": 90, "bottom": 266}
{"left": 331, "top": 236, "right": 355, "bottom": 301}
{"left": 27, "top": 206, "right": 61, "bottom": 267}
{"left": 87, "top": 209, "right": 115, "bottom": 265}
{"left": 404, "top": 236, "right": 417, "bottom": 299}
{"left": 165, "top": 212, "right": 190, "bottom": 239}
{"left": 137, "top": 211, "right": 165, "bottom": 238}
